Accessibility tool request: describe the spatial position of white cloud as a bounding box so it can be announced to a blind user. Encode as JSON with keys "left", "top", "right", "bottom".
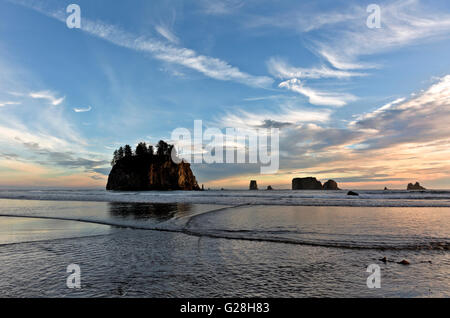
{"left": 218, "top": 105, "right": 331, "bottom": 130}
{"left": 73, "top": 106, "right": 92, "bottom": 113}
{"left": 29, "top": 91, "right": 65, "bottom": 106}
{"left": 317, "top": 49, "right": 377, "bottom": 71}
{"left": 349, "top": 75, "right": 450, "bottom": 145}
{"left": 351, "top": 97, "right": 406, "bottom": 123}
{"left": 155, "top": 25, "right": 180, "bottom": 44}
{"left": 267, "top": 57, "right": 366, "bottom": 79}
{"left": 0, "top": 101, "right": 20, "bottom": 107}
{"left": 279, "top": 79, "right": 357, "bottom": 107}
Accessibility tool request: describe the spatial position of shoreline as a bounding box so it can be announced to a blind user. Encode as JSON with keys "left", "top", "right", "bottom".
{"left": 1, "top": 194, "right": 450, "bottom": 207}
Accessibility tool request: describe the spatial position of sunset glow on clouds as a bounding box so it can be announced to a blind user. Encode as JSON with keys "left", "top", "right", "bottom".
{"left": 0, "top": 0, "right": 449, "bottom": 189}
{"left": 206, "top": 75, "right": 450, "bottom": 189}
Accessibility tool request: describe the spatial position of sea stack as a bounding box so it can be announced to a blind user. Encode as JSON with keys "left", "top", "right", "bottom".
{"left": 323, "top": 180, "right": 340, "bottom": 190}
{"left": 249, "top": 180, "right": 258, "bottom": 190}
{"left": 292, "top": 177, "right": 323, "bottom": 190}
{"left": 267, "top": 185, "right": 273, "bottom": 190}
{"left": 107, "top": 141, "right": 200, "bottom": 191}
{"left": 407, "top": 182, "right": 426, "bottom": 190}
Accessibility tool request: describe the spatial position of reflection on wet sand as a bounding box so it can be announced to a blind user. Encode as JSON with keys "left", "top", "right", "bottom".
{"left": 107, "top": 202, "right": 193, "bottom": 222}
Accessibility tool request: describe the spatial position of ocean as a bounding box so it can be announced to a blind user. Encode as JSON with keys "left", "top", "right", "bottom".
{"left": 0, "top": 189, "right": 448, "bottom": 297}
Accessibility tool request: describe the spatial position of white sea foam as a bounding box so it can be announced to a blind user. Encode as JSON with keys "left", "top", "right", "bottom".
{"left": 1, "top": 189, "right": 450, "bottom": 207}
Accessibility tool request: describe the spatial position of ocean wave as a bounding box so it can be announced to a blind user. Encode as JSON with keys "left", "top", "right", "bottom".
{"left": 1, "top": 189, "right": 450, "bottom": 207}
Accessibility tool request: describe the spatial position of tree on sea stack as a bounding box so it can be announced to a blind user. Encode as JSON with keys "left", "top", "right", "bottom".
{"left": 117, "top": 147, "right": 124, "bottom": 159}
{"left": 111, "top": 147, "right": 125, "bottom": 166}
{"left": 111, "top": 150, "right": 118, "bottom": 166}
{"left": 124, "top": 145, "right": 133, "bottom": 158}
{"left": 135, "top": 142, "right": 148, "bottom": 157}
{"left": 157, "top": 140, "right": 170, "bottom": 157}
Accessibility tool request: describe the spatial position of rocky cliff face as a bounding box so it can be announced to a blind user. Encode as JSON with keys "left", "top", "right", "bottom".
{"left": 107, "top": 158, "right": 200, "bottom": 191}
{"left": 407, "top": 182, "right": 426, "bottom": 190}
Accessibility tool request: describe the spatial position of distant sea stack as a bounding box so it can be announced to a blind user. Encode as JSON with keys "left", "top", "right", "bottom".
{"left": 323, "top": 180, "right": 340, "bottom": 190}
{"left": 292, "top": 177, "right": 323, "bottom": 190}
{"left": 407, "top": 182, "right": 426, "bottom": 191}
{"left": 249, "top": 180, "right": 258, "bottom": 190}
{"left": 106, "top": 141, "right": 200, "bottom": 191}
{"left": 292, "top": 177, "right": 340, "bottom": 190}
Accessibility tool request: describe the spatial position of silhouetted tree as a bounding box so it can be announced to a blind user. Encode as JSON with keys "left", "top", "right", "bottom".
{"left": 135, "top": 142, "right": 148, "bottom": 157}
{"left": 110, "top": 141, "right": 179, "bottom": 169}
{"left": 111, "top": 150, "right": 118, "bottom": 166}
{"left": 157, "top": 140, "right": 170, "bottom": 158}
{"left": 111, "top": 147, "right": 125, "bottom": 166}
{"left": 124, "top": 145, "right": 133, "bottom": 158}
{"left": 117, "top": 147, "right": 124, "bottom": 160}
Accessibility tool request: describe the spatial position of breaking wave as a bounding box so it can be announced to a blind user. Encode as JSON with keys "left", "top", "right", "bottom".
{"left": 1, "top": 188, "right": 450, "bottom": 207}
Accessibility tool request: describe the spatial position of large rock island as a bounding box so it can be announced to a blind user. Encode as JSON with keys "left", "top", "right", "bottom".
{"left": 407, "top": 182, "right": 426, "bottom": 191}
{"left": 292, "top": 177, "right": 323, "bottom": 190}
{"left": 107, "top": 141, "right": 200, "bottom": 191}
{"left": 292, "top": 177, "right": 340, "bottom": 190}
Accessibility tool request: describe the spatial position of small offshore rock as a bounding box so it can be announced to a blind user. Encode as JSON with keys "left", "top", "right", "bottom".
{"left": 407, "top": 182, "right": 426, "bottom": 190}
{"left": 398, "top": 259, "right": 410, "bottom": 265}
{"left": 347, "top": 191, "right": 359, "bottom": 196}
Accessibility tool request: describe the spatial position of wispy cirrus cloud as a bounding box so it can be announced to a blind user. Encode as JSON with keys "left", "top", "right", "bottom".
{"left": 73, "top": 106, "right": 92, "bottom": 113}
{"left": 315, "top": 0, "right": 450, "bottom": 70}
{"left": 246, "top": 0, "right": 450, "bottom": 71}
{"left": 317, "top": 49, "right": 377, "bottom": 71}
{"left": 217, "top": 104, "right": 331, "bottom": 130}
{"left": 9, "top": 0, "right": 272, "bottom": 88}
{"left": 279, "top": 79, "right": 357, "bottom": 107}
{"left": 267, "top": 57, "right": 366, "bottom": 79}
{"left": 155, "top": 25, "right": 180, "bottom": 44}
{"left": 0, "top": 101, "right": 21, "bottom": 107}
{"left": 29, "top": 90, "right": 65, "bottom": 106}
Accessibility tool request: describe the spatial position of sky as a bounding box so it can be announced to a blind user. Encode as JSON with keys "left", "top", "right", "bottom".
{"left": 0, "top": 0, "right": 449, "bottom": 189}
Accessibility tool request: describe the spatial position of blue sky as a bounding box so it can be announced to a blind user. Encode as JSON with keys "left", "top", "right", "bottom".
{"left": 0, "top": 0, "right": 450, "bottom": 189}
